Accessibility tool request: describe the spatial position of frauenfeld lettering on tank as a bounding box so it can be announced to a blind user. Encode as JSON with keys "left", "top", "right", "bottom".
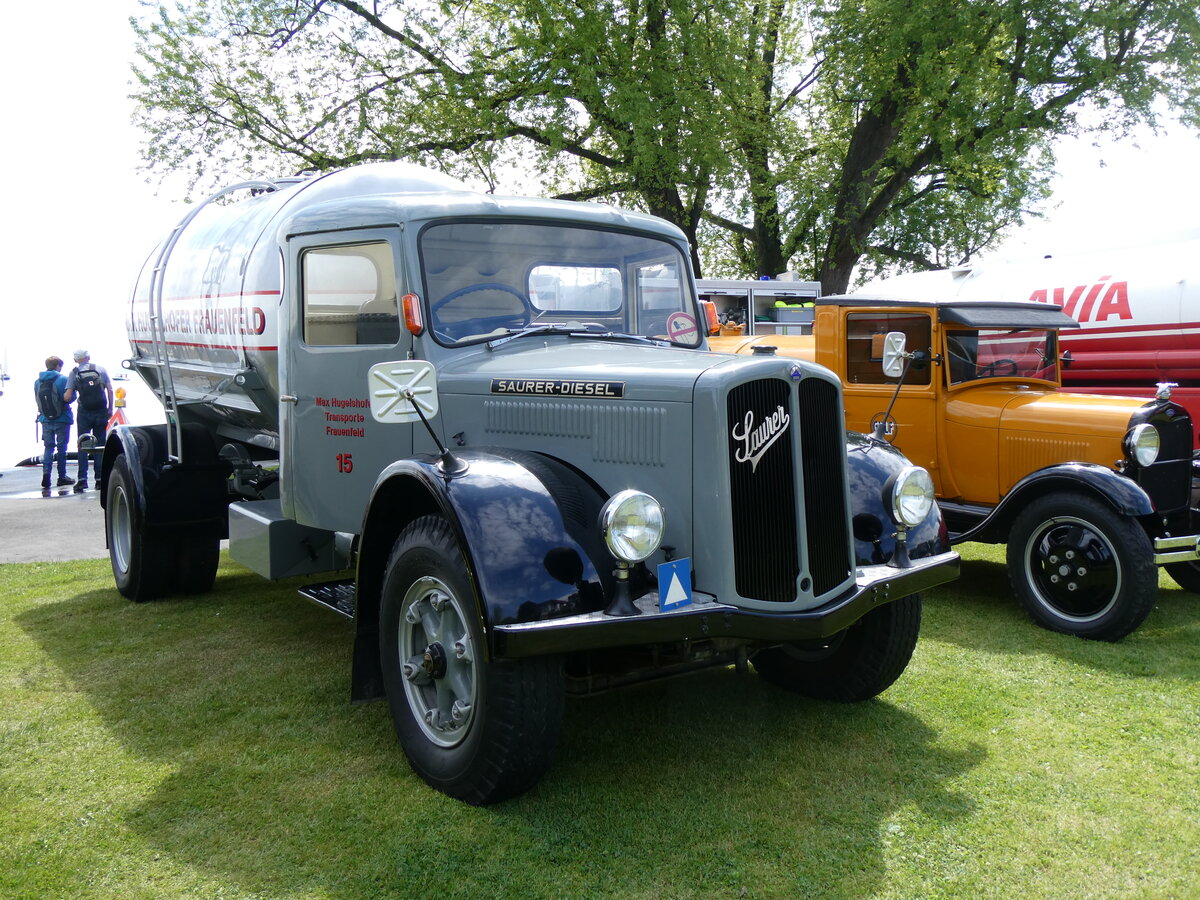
{"left": 131, "top": 306, "right": 268, "bottom": 336}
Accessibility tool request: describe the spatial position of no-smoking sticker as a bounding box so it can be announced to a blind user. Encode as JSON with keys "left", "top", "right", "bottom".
{"left": 665, "top": 312, "right": 699, "bottom": 342}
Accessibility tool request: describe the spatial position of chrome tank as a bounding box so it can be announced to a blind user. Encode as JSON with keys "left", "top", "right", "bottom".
{"left": 127, "top": 163, "right": 470, "bottom": 447}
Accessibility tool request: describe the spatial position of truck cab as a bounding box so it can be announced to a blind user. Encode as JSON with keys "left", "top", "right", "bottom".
{"left": 710, "top": 291, "right": 1200, "bottom": 642}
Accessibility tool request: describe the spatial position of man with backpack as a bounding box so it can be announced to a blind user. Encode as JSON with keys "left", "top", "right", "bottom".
{"left": 34, "top": 355, "right": 74, "bottom": 493}
{"left": 64, "top": 349, "right": 114, "bottom": 492}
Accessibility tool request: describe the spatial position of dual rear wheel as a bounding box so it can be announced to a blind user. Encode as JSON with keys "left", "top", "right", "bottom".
{"left": 106, "top": 455, "right": 221, "bottom": 602}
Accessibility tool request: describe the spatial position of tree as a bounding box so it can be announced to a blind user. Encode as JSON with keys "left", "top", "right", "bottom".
{"left": 132, "top": 0, "right": 756, "bottom": 274}
{"left": 132, "top": 0, "right": 1200, "bottom": 291}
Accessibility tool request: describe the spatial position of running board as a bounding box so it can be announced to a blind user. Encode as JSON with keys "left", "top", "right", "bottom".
{"left": 298, "top": 579, "right": 356, "bottom": 619}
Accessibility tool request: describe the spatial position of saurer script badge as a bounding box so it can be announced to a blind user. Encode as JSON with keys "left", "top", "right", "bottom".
{"left": 732, "top": 405, "right": 791, "bottom": 473}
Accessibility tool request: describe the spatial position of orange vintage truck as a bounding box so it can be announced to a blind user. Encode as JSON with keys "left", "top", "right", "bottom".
{"left": 708, "top": 289, "right": 1200, "bottom": 641}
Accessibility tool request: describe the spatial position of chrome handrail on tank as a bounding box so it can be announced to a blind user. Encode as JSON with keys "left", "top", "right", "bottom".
{"left": 146, "top": 180, "right": 281, "bottom": 465}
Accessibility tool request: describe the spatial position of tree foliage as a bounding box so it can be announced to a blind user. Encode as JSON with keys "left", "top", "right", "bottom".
{"left": 132, "top": 0, "right": 1200, "bottom": 291}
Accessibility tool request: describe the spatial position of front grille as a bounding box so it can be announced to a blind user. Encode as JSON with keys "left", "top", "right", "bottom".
{"left": 1135, "top": 405, "right": 1193, "bottom": 511}
{"left": 798, "top": 378, "right": 853, "bottom": 594}
{"left": 728, "top": 379, "right": 799, "bottom": 602}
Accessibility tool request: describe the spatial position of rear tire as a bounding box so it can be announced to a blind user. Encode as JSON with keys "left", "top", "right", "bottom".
{"left": 379, "top": 515, "right": 564, "bottom": 804}
{"left": 752, "top": 594, "right": 921, "bottom": 702}
{"left": 1006, "top": 492, "right": 1156, "bottom": 641}
{"left": 173, "top": 526, "right": 221, "bottom": 595}
{"left": 106, "top": 455, "right": 171, "bottom": 602}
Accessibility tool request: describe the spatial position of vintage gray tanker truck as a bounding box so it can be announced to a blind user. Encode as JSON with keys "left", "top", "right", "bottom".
{"left": 103, "top": 162, "right": 958, "bottom": 804}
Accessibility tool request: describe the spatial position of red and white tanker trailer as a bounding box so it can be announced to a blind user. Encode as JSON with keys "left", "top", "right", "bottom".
{"left": 102, "top": 162, "right": 958, "bottom": 803}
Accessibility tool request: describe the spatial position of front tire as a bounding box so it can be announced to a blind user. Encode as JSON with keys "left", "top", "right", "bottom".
{"left": 379, "top": 515, "right": 564, "bottom": 805}
{"left": 1165, "top": 560, "right": 1200, "bottom": 594}
{"left": 106, "top": 455, "right": 171, "bottom": 602}
{"left": 752, "top": 593, "right": 921, "bottom": 702}
{"left": 1006, "top": 492, "right": 1157, "bottom": 641}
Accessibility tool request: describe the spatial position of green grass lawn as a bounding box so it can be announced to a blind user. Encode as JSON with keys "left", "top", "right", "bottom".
{"left": 1, "top": 546, "right": 1197, "bottom": 899}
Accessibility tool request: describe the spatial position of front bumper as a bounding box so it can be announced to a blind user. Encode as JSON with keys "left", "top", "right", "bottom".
{"left": 1154, "top": 533, "right": 1200, "bottom": 565}
{"left": 491, "top": 550, "right": 960, "bottom": 658}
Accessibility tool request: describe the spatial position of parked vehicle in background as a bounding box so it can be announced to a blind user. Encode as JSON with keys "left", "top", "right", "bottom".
{"left": 709, "top": 283, "right": 1200, "bottom": 641}
{"left": 858, "top": 241, "right": 1200, "bottom": 446}
{"left": 103, "top": 164, "right": 958, "bottom": 804}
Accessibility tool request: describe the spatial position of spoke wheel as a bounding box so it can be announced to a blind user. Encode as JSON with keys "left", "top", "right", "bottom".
{"left": 398, "top": 575, "right": 477, "bottom": 748}
{"left": 1007, "top": 492, "right": 1156, "bottom": 641}
{"left": 379, "top": 515, "right": 564, "bottom": 804}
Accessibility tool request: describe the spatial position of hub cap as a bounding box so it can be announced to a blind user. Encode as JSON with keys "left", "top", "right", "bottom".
{"left": 398, "top": 576, "right": 476, "bottom": 747}
{"left": 1023, "top": 515, "right": 1121, "bottom": 623}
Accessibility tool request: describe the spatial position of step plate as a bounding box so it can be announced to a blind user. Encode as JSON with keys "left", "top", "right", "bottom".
{"left": 298, "top": 579, "right": 357, "bottom": 619}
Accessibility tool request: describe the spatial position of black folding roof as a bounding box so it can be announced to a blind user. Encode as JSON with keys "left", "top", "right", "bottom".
{"left": 819, "top": 295, "right": 1081, "bottom": 330}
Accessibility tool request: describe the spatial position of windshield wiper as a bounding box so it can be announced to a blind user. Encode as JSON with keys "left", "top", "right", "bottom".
{"left": 485, "top": 322, "right": 606, "bottom": 349}
{"left": 566, "top": 330, "right": 673, "bottom": 348}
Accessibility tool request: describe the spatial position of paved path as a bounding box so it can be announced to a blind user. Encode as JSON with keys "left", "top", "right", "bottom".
{"left": 0, "top": 466, "right": 109, "bottom": 562}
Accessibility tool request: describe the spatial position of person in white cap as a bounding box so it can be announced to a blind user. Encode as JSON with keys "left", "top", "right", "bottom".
{"left": 64, "top": 349, "right": 113, "bottom": 492}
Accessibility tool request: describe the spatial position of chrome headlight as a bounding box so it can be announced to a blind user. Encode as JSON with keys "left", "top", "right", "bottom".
{"left": 1125, "top": 423, "right": 1160, "bottom": 466}
{"left": 600, "top": 490, "right": 664, "bottom": 563}
{"left": 888, "top": 466, "right": 935, "bottom": 528}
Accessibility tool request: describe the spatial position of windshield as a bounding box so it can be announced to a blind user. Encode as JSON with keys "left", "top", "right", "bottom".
{"left": 420, "top": 221, "right": 700, "bottom": 346}
{"left": 944, "top": 328, "right": 1059, "bottom": 386}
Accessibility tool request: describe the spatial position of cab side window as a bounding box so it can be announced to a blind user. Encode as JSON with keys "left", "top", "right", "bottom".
{"left": 302, "top": 242, "right": 400, "bottom": 346}
{"left": 845, "top": 313, "right": 932, "bottom": 385}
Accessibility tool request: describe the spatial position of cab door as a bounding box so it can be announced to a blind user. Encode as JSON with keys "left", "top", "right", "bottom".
{"left": 837, "top": 311, "right": 943, "bottom": 488}
{"left": 280, "top": 229, "right": 412, "bottom": 532}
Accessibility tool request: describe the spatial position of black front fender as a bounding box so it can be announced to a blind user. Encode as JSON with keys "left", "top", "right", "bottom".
{"left": 352, "top": 449, "right": 607, "bottom": 701}
{"left": 952, "top": 462, "right": 1153, "bottom": 545}
{"left": 845, "top": 432, "right": 949, "bottom": 565}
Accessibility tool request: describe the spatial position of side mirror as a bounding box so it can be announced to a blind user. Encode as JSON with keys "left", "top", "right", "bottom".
{"left": 1060, "top": 349, "right": 1073, "bottom": 370}
{"left": 881, "top": 332, "right": 908, "bottom": 378}
{"left": 367, "top": 360, "right": 439, "bottom": 424}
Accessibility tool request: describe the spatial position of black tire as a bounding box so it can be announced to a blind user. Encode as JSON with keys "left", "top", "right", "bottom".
{"left": 106, "top": 455, "right": 171, "bottom": 602}
{"left": 752, "top": 594, "right": 921, "bottom": 702}
{"left": 173, "top": 526, "right": 221, "bottom": 595}
{"left": 1006, "top": 492, "right": 1157, "bottom": 641}
{"left": 1165, "top": 560, "right": 1200, "bottom": 594}
{"left": 379, "top": 515, "right": 564, "bottom": 805}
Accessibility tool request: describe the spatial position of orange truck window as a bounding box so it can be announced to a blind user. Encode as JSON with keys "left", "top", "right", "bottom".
{"left": 845, "top": 313, "right": 932, "bottom": 385}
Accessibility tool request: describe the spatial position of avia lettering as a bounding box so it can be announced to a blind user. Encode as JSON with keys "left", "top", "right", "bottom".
{"left": 1027, "top": 276, "right": 1132, "bottom": 323}
{"left": 732, "top": 405, "right": 790, "bottom": 473}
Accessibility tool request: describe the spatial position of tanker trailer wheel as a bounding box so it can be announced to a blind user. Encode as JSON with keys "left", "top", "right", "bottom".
{"left": 105, "top": 455, "right": 171, "bottom": 602}
{"left": 172, "top": 525, "right": 221, "bottom": 595}
{"left": 751, "top": 593, "right": 921, "bottom": 702}
{"left": 1165, "top": 560, "right": 1200, "bottom": 594}
{"left": 379, "top": 515, "right": 564, "bottom": 805}
{"left": 1007, "top": 492, "right": 1157, "bottom": 641}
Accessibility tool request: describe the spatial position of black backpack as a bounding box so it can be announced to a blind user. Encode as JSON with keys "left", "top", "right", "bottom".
{"left": 36, "top": 377, "right": 64, "bottom": 419}
{"left": 74, "top": 366, "right": 107, "bottom": 412}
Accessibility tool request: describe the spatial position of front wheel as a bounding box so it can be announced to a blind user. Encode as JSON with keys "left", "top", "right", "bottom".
{"left": 1006, "top": 492, "right": 1157, "bottom": 641}
{"left": 106, "top": 455, "right": 170, "bottom": 602}
{"left": 1165, "top": 560, "right": 1200, "bottom": 594}
{"left": 379, "top": 515, "right": 564, "bottom": 805}
{"left": 752, "top": 593, "right": 921, "bottom": 702}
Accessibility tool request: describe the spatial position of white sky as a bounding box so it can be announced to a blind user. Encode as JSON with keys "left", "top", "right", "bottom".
{"left": 1, "top": 0, "right": 1198, "bottom": 465}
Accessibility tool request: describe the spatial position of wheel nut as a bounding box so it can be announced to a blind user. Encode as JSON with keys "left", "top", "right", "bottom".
{"left": 1067, "top": 582, "right": 1077, "bottom": 591}
{"left": 1050, "top": 574, "right": 1059, "bottom": 583}
{"left": 1077, "top": 567, "right": 1087, "bottom": 576}
{"left": 1065, "top": 550, "right": 1075, "bottom": 560}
